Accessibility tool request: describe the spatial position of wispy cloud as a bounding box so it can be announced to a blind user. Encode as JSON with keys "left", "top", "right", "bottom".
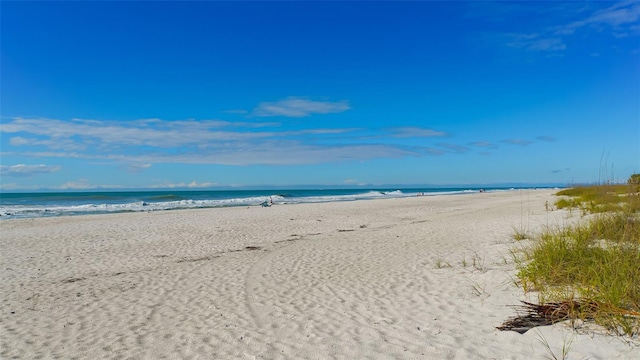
{"left": 0, "top": 164, "right": 61, "bottom": 177}
{"left": 437, "top": 143, "right": 470, "bottom": 154}
{"left": 2, "top": 117, "right": 421, "bottom": 166}
{"left": 222, "top": 109, "right": 249, "bottom": 114}
{"left": 557, "top": 0, "right": 640, "bottom": 35}
{"left": 289, "top": 128, "right": 358, "bottom": 135}
{"left": 57, "top": 179, "right": 125, "bottom": 190}
{"left": 252, "top": 97, "right": 351, "bottom": 117}
{"left": 215, "top": 120, "right": 281, "bottom": 128}
{"left": 9, "top": 135, "right": 87, "bottom": 151}
{"left": 25, "top": 143, "right": 417, "bottom": 166}
{"left": 122, "top": 163, "right": 152, "bottom": 173}
{"left": 416, "top": 147, "right": 447, "bottom": 156}
{"left": 387, "top": 127, "right": 448, "bottom": 138}
{"left": 506, "top": 34, "right": 566, "bottom": 52}
{"left": 480, "top": 1, "right": 639, "bottom": 54}
{"left": 502, "top": 139, "right": 533, "bottom": 146}
{"left": 2, "top": 116, "right": 527, "bottom": 168}
{"left": 149, "top": 181, "right": 219, "bottom": 189}
{"left": 343, "top": 179, "right": 367, "bottom": 186}
{"left": 59, "top": 179, "right": 95, "bottom": 190}
{"left": 536, "top": 135, "right": 556, "bottom": 142}
{"left": 469, "top": 141, "right": 498, "bottom": 149}
{"left": 2, "top": 117, "right": 287, "bottom": 149}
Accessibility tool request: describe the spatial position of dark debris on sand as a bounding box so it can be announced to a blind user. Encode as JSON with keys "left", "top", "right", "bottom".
{"left": 497, "top": 300, "right": 599, "bottom": 334}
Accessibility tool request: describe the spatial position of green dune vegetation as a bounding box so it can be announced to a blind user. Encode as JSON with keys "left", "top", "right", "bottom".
{"left": 513, "top": 174, "right": 639, "bottom": 336}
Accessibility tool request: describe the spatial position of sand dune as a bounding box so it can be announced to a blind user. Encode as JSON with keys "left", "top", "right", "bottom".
{"left": 1, "top": 190, "right": 637, "bottom": 359}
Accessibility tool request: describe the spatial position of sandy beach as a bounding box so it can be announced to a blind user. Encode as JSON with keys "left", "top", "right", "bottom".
{"left": 1, "top": 189, "right": 637, "bottom": 359}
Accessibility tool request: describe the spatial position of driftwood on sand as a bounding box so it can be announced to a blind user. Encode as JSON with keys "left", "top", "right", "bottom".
{"left": 498, "top": 300, "right": 640, "bottom": 334}
{"left": 497, "top": 301, "right": 598, "bottom": 334}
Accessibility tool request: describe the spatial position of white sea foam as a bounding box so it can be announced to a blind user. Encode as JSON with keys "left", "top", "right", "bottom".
{"left": 0, "top": 188, "right": 510, "bottom": 219}
{"left": 5, "top": 189, "right": 625, "bottom": 360}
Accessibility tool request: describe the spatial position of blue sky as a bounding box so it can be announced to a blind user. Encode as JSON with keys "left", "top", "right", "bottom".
{"left": 1, "top": 1, "right": 638, "bottom": 190}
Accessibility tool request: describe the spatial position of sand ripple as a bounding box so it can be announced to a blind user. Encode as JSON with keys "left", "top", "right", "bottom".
{"left": 2, "top": 191, "right": 637, "bottom": 359}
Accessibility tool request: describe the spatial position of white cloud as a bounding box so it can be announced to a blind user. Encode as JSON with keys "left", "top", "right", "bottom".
{"left": 502, "top": 139, "right": 533, "bottom": 146}
{"left": 171, "top": 143, "right": 417, "bottom": 165}
{"left": 1, "top": 114, "right": 550, "bottom": 172}
{"left": 57, "top": 179, "right": 125, "bottom": 190}
{"left": 0, "top": 183, "right": 19, "bottom": 190}
{"left": 8, "top": 136, "right": 30, "bottom": 145}
{"left": 343, "top": 179, "right": 367, "bottom": 186}
{"left": 191, "top": 119, "right": 280, "bottom": 128}
{"left": 527, "top": 37, "right": 566, "bottom": 52}
{"left": 506, "top": 34, "right": 566, "bottom": 52}
{"left": 469, "top": 141, "right": 497, "bottom": 148}
{"left": 1, "top": 117, "right": 353, "bottom": 151}
{"left": 0, "top": 164, "right": 61, "bottom": 177}
{"left": 123, "top": 163, "right": 152, "bottom": 173}
{"left": 536, "top": 136, "right": 556, "bottom": 142}
{"left": 17, "top": 142, "right": 418, "bottom": 166}
{"left": 2, "top": 116, "right": 425, "bottom": 166}
{"left": 437, "top": 143, "right": 470, "bottom": 154}
{"left": 558, "top": 0, "right": 640, "bottom": 34}
{"left": 0, "top": 183, "right": 45, "bottom": 191}
{"left": 291, "top": 128, "right": 358, "bottom": 135}
{"left": 58, "top": 179, "right": 93, "bottom": 190}
{"left": 9, "top": 135, "right": 86, "bottom": 151}
{"left": 388, "top": 127, "right": 448, "bottom": 138}
{"left": 1, "top": 117, "right": 280, "bottom": 148}
{"left": 252, "top": 97, "right": 351, "bottom": 117}
{"left": 416, "top": 147, "right": 447, "bottom": 156}
{"left": 150, "top": 181, "right": 219, "bottom": 189}
{"left": 487, "top": 1, "right": 639, "bottom": 53}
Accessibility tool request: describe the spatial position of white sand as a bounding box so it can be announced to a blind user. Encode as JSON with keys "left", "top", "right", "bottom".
{"left": 1, "top": 190, "right": 637, "bottom": 359}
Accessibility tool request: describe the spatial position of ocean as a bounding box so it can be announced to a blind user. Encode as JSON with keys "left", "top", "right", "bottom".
{"left": 0, "top": 187, "right": 536, "bottom": 220}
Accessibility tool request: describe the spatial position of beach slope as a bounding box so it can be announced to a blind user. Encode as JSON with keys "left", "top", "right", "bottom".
{"left": 1, "top": 190, "right": 636, "bottom": 359}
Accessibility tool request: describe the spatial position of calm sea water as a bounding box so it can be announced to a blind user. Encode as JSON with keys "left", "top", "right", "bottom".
{"left": 0, "top": 187, "right": 534, "bottom": 219}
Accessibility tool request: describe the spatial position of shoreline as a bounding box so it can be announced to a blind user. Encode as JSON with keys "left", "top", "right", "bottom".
{"left": 0, "top": 187, "right": 560, "bottom": 220}
{"left": 1, "top": 189, "right": 636, "bottom": 359}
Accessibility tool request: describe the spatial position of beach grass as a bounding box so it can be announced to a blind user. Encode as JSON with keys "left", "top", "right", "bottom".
{"left": 554, "top": 184, "right": 640, "bottom": 214}
{"left": 516, "top": 179, "right": 640, "bottom": 336}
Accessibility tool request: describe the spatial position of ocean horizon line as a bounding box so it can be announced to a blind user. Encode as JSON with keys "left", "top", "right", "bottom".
{"left": 0, "top": 182, "right": 565, "bottom": 194}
